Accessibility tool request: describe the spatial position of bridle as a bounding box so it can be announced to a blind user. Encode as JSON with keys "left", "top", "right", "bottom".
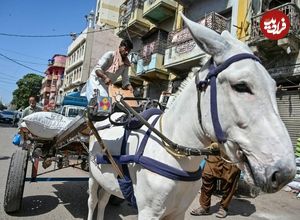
{"left": 196, "top": 53, "right": 261, "bottom": 143}
{"left": 132, "top": 52, "right": 261, "bottom": 160}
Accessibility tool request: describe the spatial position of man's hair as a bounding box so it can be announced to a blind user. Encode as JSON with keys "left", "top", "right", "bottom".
{"left": 120, "top": 39, "right": 133, "bottom": 50}
{"left": 29, "top": 96, "right": 36, "bottom": 101}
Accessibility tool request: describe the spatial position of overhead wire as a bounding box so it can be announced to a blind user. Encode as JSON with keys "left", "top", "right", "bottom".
{"left": 0, "top": 80, "right": 17, "bottom": 85}
{"left": 0, "top": 26, "right": 117, "bottom": 38}
{"left": 0, "top": 56, "right": 47, "bottom": 66}
{"left": 0, "top": 52, "right": 44, "bottom": 74}
{"left": 0, "top": 47, "right": 48, "bottom": 61}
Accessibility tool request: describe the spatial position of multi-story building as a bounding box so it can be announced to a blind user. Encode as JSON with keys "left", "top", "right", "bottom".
{"left": 245, "top": 0, "right": 300, "bottom": 146}
{"left": 110, "top": 0, "right": 242, "bottom": 100}
{"left": 115, "top": 0, "right": 179, "bottom": 98}
{"left": 40, "top": 54, "right": 67, "bottom": 110}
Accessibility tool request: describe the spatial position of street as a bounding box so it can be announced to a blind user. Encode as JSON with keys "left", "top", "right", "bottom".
{"left": 0, "top": 123, "right": 300, "bottom": 220}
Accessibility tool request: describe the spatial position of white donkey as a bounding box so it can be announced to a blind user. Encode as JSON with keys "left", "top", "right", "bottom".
{"left": 88, "top": 15, "right": 296, "bottom": 220}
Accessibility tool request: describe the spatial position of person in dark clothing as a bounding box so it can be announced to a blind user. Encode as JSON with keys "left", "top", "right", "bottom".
{"left": 190, "top": 155, "right": 241, "bottom": 218}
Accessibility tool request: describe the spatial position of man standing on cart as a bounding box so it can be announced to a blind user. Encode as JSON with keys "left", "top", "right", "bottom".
{"left": 81, "top": 39, "right": 134, "bottom": 101}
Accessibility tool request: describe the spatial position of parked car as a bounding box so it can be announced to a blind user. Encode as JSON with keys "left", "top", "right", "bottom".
{"left": 0, "top": 110, "right": 16, "bottom": 124}
{"left": 60, "top": 105, "right": 86, "bottom": 117}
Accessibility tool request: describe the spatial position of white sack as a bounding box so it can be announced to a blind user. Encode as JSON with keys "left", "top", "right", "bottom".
{"left": 287, "top": 181, "right": 300, "bottom": 191}
{"left": 22, "top": 112, "right": 73, "bottom": 139}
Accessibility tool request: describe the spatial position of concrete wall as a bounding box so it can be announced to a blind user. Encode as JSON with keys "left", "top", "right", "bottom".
{"left": 96, "top": 0, "right": 124, "bottom": 27}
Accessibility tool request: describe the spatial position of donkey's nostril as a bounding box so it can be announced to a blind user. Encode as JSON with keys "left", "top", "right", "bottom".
{"left": 271, "top": 171, "right": 279, "bottom": 190}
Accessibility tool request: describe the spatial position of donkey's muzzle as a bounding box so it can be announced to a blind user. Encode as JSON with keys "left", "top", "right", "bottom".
{"left": 264, "top": 164, "right": 296, "bottom": 193}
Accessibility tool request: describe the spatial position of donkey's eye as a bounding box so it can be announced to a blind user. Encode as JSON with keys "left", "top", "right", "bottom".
{"left": 231, "top": 83, "right": 253, "bottom": 94}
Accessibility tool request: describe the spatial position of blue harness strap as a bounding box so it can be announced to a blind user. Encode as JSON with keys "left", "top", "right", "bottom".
{"left": 95, "top": 109, "right": 203, "bottom": 208}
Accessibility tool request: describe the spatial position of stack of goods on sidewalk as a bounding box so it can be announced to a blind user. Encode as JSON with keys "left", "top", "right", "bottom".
{"left": 284, "top": 138, "right": 300, "bottom": 198}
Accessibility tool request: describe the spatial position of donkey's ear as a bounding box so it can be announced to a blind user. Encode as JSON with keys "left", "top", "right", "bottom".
{"left": 181, "top": 13, "right": 230, "bottom": 64}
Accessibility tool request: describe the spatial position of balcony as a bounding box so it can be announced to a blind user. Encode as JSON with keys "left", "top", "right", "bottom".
{"left": 137, "top": 53, "right": 169, "bottom": 80}
{"left": 143, "top": 0, "right": 177, "bottom": 24}
{"left": 249, "top": 3, "right": 300, "bottom": 56}
{"left": 46, "top": 74, "right": 52, "bottom": 80}
{"left": 136, "top": 30, "right": 169, "bottom": 80}
{"left": 52, "top": 74, "right": 58, "bottom": 80}
{"left": 164, "top": 12, "right": 230, "bottom": 74}
{"left": 116, "top": 0, "right": 151, "bottom": 38}
{"left": 42, "top": 74, "right": 52, "bottom": 83}
{"left": 48, "top": 55, "right": 66, "bottom": 68}
{"left": 50, "top": 85, "right": 56, "bottom": 92}
{"left": 43, "top": 86, "right": 51, "bottom": 93}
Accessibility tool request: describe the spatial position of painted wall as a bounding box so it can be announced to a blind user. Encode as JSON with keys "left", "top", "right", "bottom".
{"left": 96, "top": 0, "right": 124, "bottom": 27}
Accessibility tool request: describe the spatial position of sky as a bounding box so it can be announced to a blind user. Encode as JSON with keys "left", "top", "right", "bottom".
{"left": 0, "top": 0, "right": 97, "bottom": 105}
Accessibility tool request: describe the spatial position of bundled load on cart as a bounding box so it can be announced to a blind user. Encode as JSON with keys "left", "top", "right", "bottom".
{"left": 19, "top": 111, "right": 89, "bottom": 168}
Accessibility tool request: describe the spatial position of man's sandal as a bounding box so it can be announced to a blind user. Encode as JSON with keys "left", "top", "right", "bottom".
{"left": 216, "top": 207, "right": 228, "bottom": 218}
{"left": 190, "top": 207, "right": 210, "bottom": 216}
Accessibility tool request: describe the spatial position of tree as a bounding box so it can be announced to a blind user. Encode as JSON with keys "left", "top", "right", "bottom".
{"left": 0, "top": 100, "right": 6, "bottom": 110}
{"left": 11, "top": 73, "right": 43, "bottom": 109}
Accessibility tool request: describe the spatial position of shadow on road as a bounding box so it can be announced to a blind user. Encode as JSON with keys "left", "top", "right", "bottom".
{"left": 206, "top": 198, "right": 256, "bottom": 217}
{"left": 0, "top": 156, "right": 10, "bottom": 160}
{"left": 8, "top": 195, "right": 59, "bottom": 217}
{"left": 52, "top": 181, "right": 137, "bottom": 219}
{"left": 52, "top": 181, "right": 89, "bottom": 219}
{"left": 104, "top": 200, "right": 138, "bottom": 220}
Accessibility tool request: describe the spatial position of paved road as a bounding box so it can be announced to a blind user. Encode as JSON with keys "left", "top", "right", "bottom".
{"left": 0, "top": 123, "right": 300, "bottom": 220}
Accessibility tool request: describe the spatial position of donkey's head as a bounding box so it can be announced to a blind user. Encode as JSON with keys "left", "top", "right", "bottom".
{"left": 182, "top": 14, "right": 296, "bottom": 192}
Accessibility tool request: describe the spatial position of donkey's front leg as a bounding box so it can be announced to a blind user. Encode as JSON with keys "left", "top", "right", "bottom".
{"left": 87, "top": 176, "right": 99, "bottom": 220}
{"left": 96, "top": 188, "right": 111, "bottom": 220}
{"left": 138, "top": 208, "right": 165, "bottom": 220}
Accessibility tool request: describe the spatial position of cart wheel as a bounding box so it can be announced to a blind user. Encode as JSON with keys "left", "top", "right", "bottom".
{"left": 3, "top": 149, "right": 28, "bottom": 213}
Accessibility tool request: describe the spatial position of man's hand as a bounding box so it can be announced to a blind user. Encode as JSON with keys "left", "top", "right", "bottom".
{"left": 95, "top": 70, "right": 111, "bottom": 85}
{"left": 104, "top": 76, "right": 112, "bottom": 86}
{"left": 125, "top": 84, "right": 134, "bottom": 92}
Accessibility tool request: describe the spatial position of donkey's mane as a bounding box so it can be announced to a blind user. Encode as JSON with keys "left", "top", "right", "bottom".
{"left": 166, "top": 67, "right": 200, "bottom": 111}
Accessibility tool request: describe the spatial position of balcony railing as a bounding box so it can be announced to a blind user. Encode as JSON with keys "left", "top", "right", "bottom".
{"left": 43, "top": 86, "right": 51, "bottom": 93}
{"left": 50, "top": 85, "right": 56, "bottom": 92}
{"left": 117, "top": 0, "right": 150, "bottom": 37}
{"left": 119, "top": 0, "right": 143, "bottom": 26}
{"left": 167, "top": 12, "right": 230, "bottom": 48}
{"left": 140, "top": 30, "right": 168, "bottom": 64}
{"left": 52, "top": 74, "right": 58, "bottom": 80}
{"left": 250, "top": 3, "right": 300, "bottom": 42}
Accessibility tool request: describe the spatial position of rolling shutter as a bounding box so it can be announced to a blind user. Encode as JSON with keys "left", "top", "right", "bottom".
{"left": 276, "top": 90, "right": 300, "bottom": 147}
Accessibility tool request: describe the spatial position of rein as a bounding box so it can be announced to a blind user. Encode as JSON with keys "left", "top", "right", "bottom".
{"left": 117, "top": 97, "right": 219, "bottom": 157}
{"left": 114, "top": 53, "right": 260, "bottom": 159}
